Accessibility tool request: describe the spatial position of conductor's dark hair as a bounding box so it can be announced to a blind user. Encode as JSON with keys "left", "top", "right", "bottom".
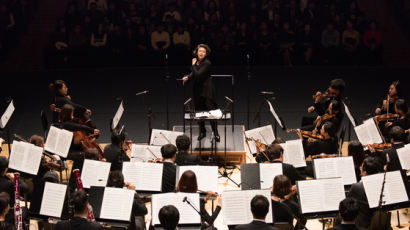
{"left": 0, "top": 192, "right": 10, "bottom": 215}
{"left": 59, "top": 104, "right": 74, "bottom": 122}
{"left": 111, "top": 128, "right": 127, "bottom": 146}
{"left": 339, "top": 198, "right": 360, "bottom": 222}
{"left": 250, "top": 195, "right": 270, "bottom": 219}
{"left": 107, "top": 170, "right": 124, "bottom": 188}
{"left": 391, "top": 80, "right": 402, "bottom": 97}
{"left": 48, "top": 80, "right": 65, "bottom": 92}
{"left": 395, "top": 99, "right": 408, "bottom": 114}
{"left": 389, "top": 126, "right": 406, "bottom": 142}
{"left": 159, "top": 205, "right": 180, "bottom": 230}
{"left": 330, "top": 99, "right": 342, "bottom": 112}
{"left": 266, "top": 143, "right": 283, "bottom": 160}
{"left": 348, "top": 141, "right": 365, "bottom": 168}
{"left": 193, "top": 43, "right": 211, "bottom": 58}
{"left": 29, "top": 135, "right": 44, "bottom": 147}
{"left": 161, "top": 144, "right": 177, "bottom": 159}
{"left": 323, "top": 121, "right": 337, "bottom": 137}
{"left": 70, "top": 190, "right": 88, "bottom": 214}
{"left": 176, "top": 135, "right": 190, "bottom": 151}
{"left": 362, "top": 157, "right": 383, "bottom": 175}
{"left": 176, "top": 170, "right": 198, "bottom": 193}
{"left": 329, "top": 78, "right": 346, "bottom": 93}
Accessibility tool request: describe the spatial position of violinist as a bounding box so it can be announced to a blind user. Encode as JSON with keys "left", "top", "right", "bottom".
{"left": 0, "top": 193, "right": 13, "bottom": 230}
{"left": 159, "top": 144, "right": 177, "bottom": 193}
{"left": 176, "top": 170, "right": 221, "bottom": 229}
{"left": 175, "top": 135, "right": 202, "bottom": 166}
{"left": 103, "top": 128, "right": 130, "bottom": 171}
{"left": 385, "top": 99, "right": 410, "bottom": 137}
{"left": 374, "top": 80, "right": 402, "bottom": 115}
{"left": 302, "top": 99, "right": 344, "bottom": 133}
{"left": 49, "top": 80, "right": 93, "bottom": 125}
{"left": 347, "top": 141, "right": 366, "bottom": 182}
{"left": 297, "top": 121, "right": 339, "bottom": 157}
{"left": 301, "top": 78, "right": 345, "bottom": 128}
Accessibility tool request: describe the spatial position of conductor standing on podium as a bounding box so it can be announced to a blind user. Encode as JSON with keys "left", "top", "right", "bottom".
{"left": 183, "top": 44, "right": 220, "bottom": 142}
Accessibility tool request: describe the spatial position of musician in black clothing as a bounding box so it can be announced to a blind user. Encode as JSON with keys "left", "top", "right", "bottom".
{"left": 375, "top": 126, "right": 406, "bottom": 171}
{"left": 107, "top": 171, "right": 147, "bottom": 230}
{"left": 235, "top": 195, "right": 279, "bottom": 230}
{"left": 302, "top": 99, "right": 344, "bottom": 133}
{"left": 347, "top": 141, "right": 366, "bottom": 182}
{"left": 175, "top": 135, "right": 201, "bottom": 166}
{"left": 159, "top": 144, "right": 177, "bottom": 193}
{"left": 385, "top": 99, "right": 410, "bottom": 142}
{"left": 103, "top": 128, "right": 130, "bottom": 171}
{"left": 182, "top": 44, "right": 220, "bottom": 142}
{"left": 375, "top": 80, "right": 402, "bottom": 115}
{"left": 158, "top": 205, "right": 179, "bottom": 230}
{"left": 0, "top": 193, "right": 13, "bottom": 230}
{"left": 265, "top": 144, "right": 305, "bottom": 185}
{"left": 49, "top": 80, "right": 92, "bottom": 124}
{"left": 56, "top": 190, "right": 103, "bottom": 230}
{"left": 299, "top": 121, "right": 339, "bottom": 157}
{"left": 328, "top": 198, "right": 365, "bottom": 230}
{"left": 347, "top": 157, "right": 383, "bottom": 229}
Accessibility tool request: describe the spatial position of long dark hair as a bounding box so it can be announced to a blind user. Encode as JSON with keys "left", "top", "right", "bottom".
{"left": 272, "top": 175, "right": 292, "bottom": 199}
{"left": 193, "top": 43, "right": 211, "bottom": 59}
{"left": 176, "top": 170, "right": 198, "bottom": 193}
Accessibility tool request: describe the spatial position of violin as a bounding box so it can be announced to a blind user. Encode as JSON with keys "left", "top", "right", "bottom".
{"left": 311, "top": 154, "right": 337, "bottom": 159}
{"left": 245, "top": 137, "right": 271, "bottom": 161}
{"left": 312, "top": 91, "right": 333, "bottom": 100}
{"left": 198, "top": 190, "right": 218, "bottom": 201}
{"left": 365, "top": 143, "right": 392, "bottom": 151}
{"left": 287, "top": 129, "right": 325, "bottom": 140}
{"left": 374, "top": 114, "right": 400, "bottom": 122}
{"left": 73, "top": 131, "right": 105, "bottom": 161}
{"left": 313, "top": 114, "right": 336, "bottom": 127}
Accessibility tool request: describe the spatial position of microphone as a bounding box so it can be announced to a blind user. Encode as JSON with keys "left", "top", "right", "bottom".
{"left": 225, "top": 96, "right": 234, "bottom": 103}
{"left": 184, "top": 98, "right": 192, "bottom": 106}
{"left": 261, "top": 91, "right": 274, "bottom": 95}
{"left": 386, "top": 154, "right": 390, "bottom": 164}
{"left": 183, "top": 196, "right": 188, "bottom": 202}
{"left": 135, "top": 90, "right": 149, "bottom": 96}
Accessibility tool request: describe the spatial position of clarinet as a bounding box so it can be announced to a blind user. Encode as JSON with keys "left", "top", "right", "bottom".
{"left": 73, "top": 169, "right": 96, "bottom": 221}
{"left": 14, "top": 173, "right": 23, "bottom": 230}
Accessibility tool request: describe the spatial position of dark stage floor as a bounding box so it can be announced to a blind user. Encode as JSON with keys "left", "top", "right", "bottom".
{"left": 1, "top": 66, "right": 409, "bottom": 144}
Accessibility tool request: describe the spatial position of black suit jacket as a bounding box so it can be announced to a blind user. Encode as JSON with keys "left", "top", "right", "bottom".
{"left": 103, "top": 144, "right": 130, "bottom": 171}
{"left": 347, "top": 182, "right": 373, "bottom": 229}
{"left": 56, "top": 217, "right": 104, "bottom": 230}
{"left": 234, "top": 220, "right": 279, "bottom": 230}
{"left": 379, "top": 143, "right": 405, "bottom": 172}
{"left": 161, "top": 162, "right": 177, "bottom": 192}
{"left": 187, "top": 58, "right": 216, "bottom": 108}
{"left": 328, "top": 223, "right": 367, "bottom": 230}
{"left": 175, "top": 151, "right": 200, "bottom": 166}
{"left": 272, "top": 160, "right": 305, "bottom": 185}
{"left": 303, "top": 137, "right": 338, "bottom": 156}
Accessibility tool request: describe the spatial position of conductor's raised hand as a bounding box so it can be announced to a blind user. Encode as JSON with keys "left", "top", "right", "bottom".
{"left": 182, "top": 76, "right": 189, "bottom": 84}
{"left": 192, "top": 58, "right": 197, "bottom": 65}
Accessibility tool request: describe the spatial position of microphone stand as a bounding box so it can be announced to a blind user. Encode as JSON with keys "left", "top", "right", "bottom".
{"left": 141, "top": 93, "right": 152, "bottom": 144}
{"left": 165, "top": 53, "right": 170, "bottom": 130}
{"left": 183, "top": 197, "right": 212, "bottom": 229}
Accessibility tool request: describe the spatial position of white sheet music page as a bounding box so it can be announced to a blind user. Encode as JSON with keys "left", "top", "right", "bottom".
{"left": 314, "top": 157, "right": 356, "bottom": 185}
{"left": 222, "top": 190, "right": 273, "bottom": 225}
{"left": 397, "top": 144, "right": 410, "bottom": 170}
{"left": 150, "top": 129, "right": 184, "bottom": 146}
{"left": 0, "top": 100, "right": 14, "bottom": 128}
{"left": 365, "top": 118, "right": 383, "bottom": 144}
{"left": 122, "top": 162, "right": 163, "bottom": 191}
{"left": 265, "top": 99, "right": 283, "bottom": 128}
{"left": 112, "top": 100, "right": 124, "bottom": 130}
{"left": 363, "top": 171, "right": 408, "bottom": 208}
{"left": 40, "top": 182, "right": 67, "bottom": 217}
{"left": 9, "top": 141, "right": 43, "bottom": 175}
{"left": 283, "top": 139, "right": 307, "bottom": 168}
{"left": 44, "top": 126, "right": 73, "bottom": 158}
{"left": 259, "top": 163, "right": 283, "bottom": 189}
{"left": 354, "top": 123, "right": 372, "bottom": 146}
{"left": 177, "top": 166, "right": 218, "bottom": 192}
{"left": 81, "top": 159, "right": 111, "bottom": 188}
{"left": 343, "top": 102, "right": 356, "bottom": 127}
{"left": 100, "top": 187, "right": 134, "bottom": 221}
{"left": 244, "top": 125, "right": 275, "bottom": 154}
{"left": 151, "top": 193, "right": 201, "bottom": 225}
{"left": 131, "top": 144, "right": 161, "bottom": 162}
{"left": 322, "top": 178, "right": 346, "bottom": 211}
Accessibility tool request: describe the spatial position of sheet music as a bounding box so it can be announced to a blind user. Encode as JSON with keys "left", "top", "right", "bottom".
{"left": 354, "top": 124, "right": 372, "bottom": 146}
{"left": 100, "top": 187, "right": 135, "bottom": 221}
{"left": 283, "top": 139, "right": 306, "bottom": 168}
{"left": 0, "top": 100, "right": 14, "bottom": 128}
{"left": 44, "top": 126, "right": 73, "bottom": 158}
{"left": 112, "top": 100, "right": 124, "bottom": 130}
{"left": 259, "top": 163, "right": 283, "bottom": 189}
{"left": 397, "top": 144, "right": 410, "bottom": 170}
{"left": 297, "top": 178, "right": 345, "bottom": 214}
{"left": 122, "top": 162, "right": 163, "bottom": 191}
{"left": 177, "top": 166, "right": 218, "bottom": 192}
{"left": 265, "top": 99, "right": 283, "bottom": 128}
{"left": 150, "top": 129, "right": 184, "bottom": 146}
{"left": 81, "top": 159, "right": 111, "bottom": 189}
{"left": 245, "top": 125, "right": 275, "bottom": 153}
{"left": 364, "top": 118, "right": 383, "bottom": 144}
{"left": 222, "top": 190, "right": 273, "bottom": 225}
{"left": 362, "top": 171, "right": 409, "bottom": 208}
{"left": 343, "top": 102, "right": 356, "bottom": 127}
{"left": 151, "top": 193, "right": 201, "bottom": 225}
{"left": 8, "top": 141, "right": 43, "bottom": 175}
{"left": 314, "top": 157, "right": 356, "bottom": 185}
{"left": 130, "top": 144, "right": 161, "bottom": 162}
{"left": 39, "top": 182, "right": 67, "bottom": 217}
{"left": 354, "top": 118, "right": 383, "bottom": 145}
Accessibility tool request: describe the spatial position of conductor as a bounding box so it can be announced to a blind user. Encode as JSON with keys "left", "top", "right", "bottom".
{"left": 183, "top": 44, "right": 220, "bottom": 142}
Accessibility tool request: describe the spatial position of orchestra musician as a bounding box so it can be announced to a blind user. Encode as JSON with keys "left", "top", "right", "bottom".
{"left": 103, "top": 128, "right": 130, "bottom": 171}
{"left": 159, "top": 144, "right": 177, "bottom": 193}
{"left": 384, "top": 99, "right": 410, "bottom": 143}
{"left": 0, "top": 193, "right": 13, "bottom": 230}
{"left": 175, "top": 135, "right": 202, "bottom": 166}
{"left": 302, "top": 99, "right": 344, "bottom": 134}
{"left": 182, "top": 44, "right": 220, "bottom": 142}
{"left": 297, "top": 121, "right": 339, "bottom": 157}
{"left": 347, "top": 141, "right": 366, "bottom": 182}
{"left": 374, "top": 80, "right": 402, "bottom": 115}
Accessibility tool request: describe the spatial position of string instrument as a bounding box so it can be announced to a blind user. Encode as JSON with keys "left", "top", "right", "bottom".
{"left": 73, "top": 131, "right": 104, "bottom": 161}
{"left": 73, "top": 169, "right": 96, "bottom": 221}
{"left": 146, "top": 147, "right": 162, "bottom": 163}
{"left": 50, "top": 104, "right": 96, "bottom": 129}
{"left": 245, "top": 137, "right": 270, "bottom": 161}
{"left": 312, "top": 91, "right": 333, "bottom": 100}
{"left": 311, "top": 154, "right": 337, "bottom": 159}
{"left": 373, "top": 114, "right": 400, "bottom": 122}
{"left": 198, "top": 190, "right": 218, "bottom": 201}
{"left": 366, "top": 143, "right": 392, "bottom": 151}
{"left": 14, "top": 172, "right": 23, "bottom": 230}
{"left": 286, "top": 129, "right": 325, "bottom": 140}
{"left": 313, "top": 113, "right": 336, "bottom": 127}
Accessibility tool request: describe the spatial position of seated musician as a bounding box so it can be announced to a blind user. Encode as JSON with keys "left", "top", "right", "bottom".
{"left": 302, "top": 99, "right": 344, "bottom": 133}
{"left": 56, "top": 190, "right": 103, "bottom": 230}
{"left": 159, "top": 144, "right": 177, "bottom": 193}
{"left": 107, "top": 170, "right": 147, "bottom": 230}
{"left": 270, "top": 175, "right": 306, "bottom": 229}
{"left": 234, "top": 195, "right": 279, "bottom": 230}
{"left": 328, "top": 198, "right": 364, "bottom": 230}
{"left": 175, "top": 135, "right": 202, "bottom": 166}
{"left": 266, "top": 144, "right": 305, "bottom": 185}
{"left": 298, "top": 121, "right": 339, "bottom": 157}
{"left": 375, "top": 80, "right": 402, "bottom": 115}
{"left": 49, "top": 80, "right": 92, "bottom": 124}
{"left": 384, "top": 99, "right": 410, "bottom": 142}
{"left": 176, "top": 170, "right": 221, "bottom": 229}
{"left": 373, "top": 126, "right": 406, "bottom": 172}
{"left": 103, "top": 128, "right": 130, "bottom": 171}
{"left": 347, "top": 157, "right": 383, "bottom": 229}
{"left": 347, "top": 141, "right": 366, "bottom": 182}
{"left": 0, "top": 193, "right": 13, "bottom": 230}
{"left": 254, "top": 138, "right": 285, "bottom": 163}
{"left": 158, "top": 205, "right": 179, "bottom": 230}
